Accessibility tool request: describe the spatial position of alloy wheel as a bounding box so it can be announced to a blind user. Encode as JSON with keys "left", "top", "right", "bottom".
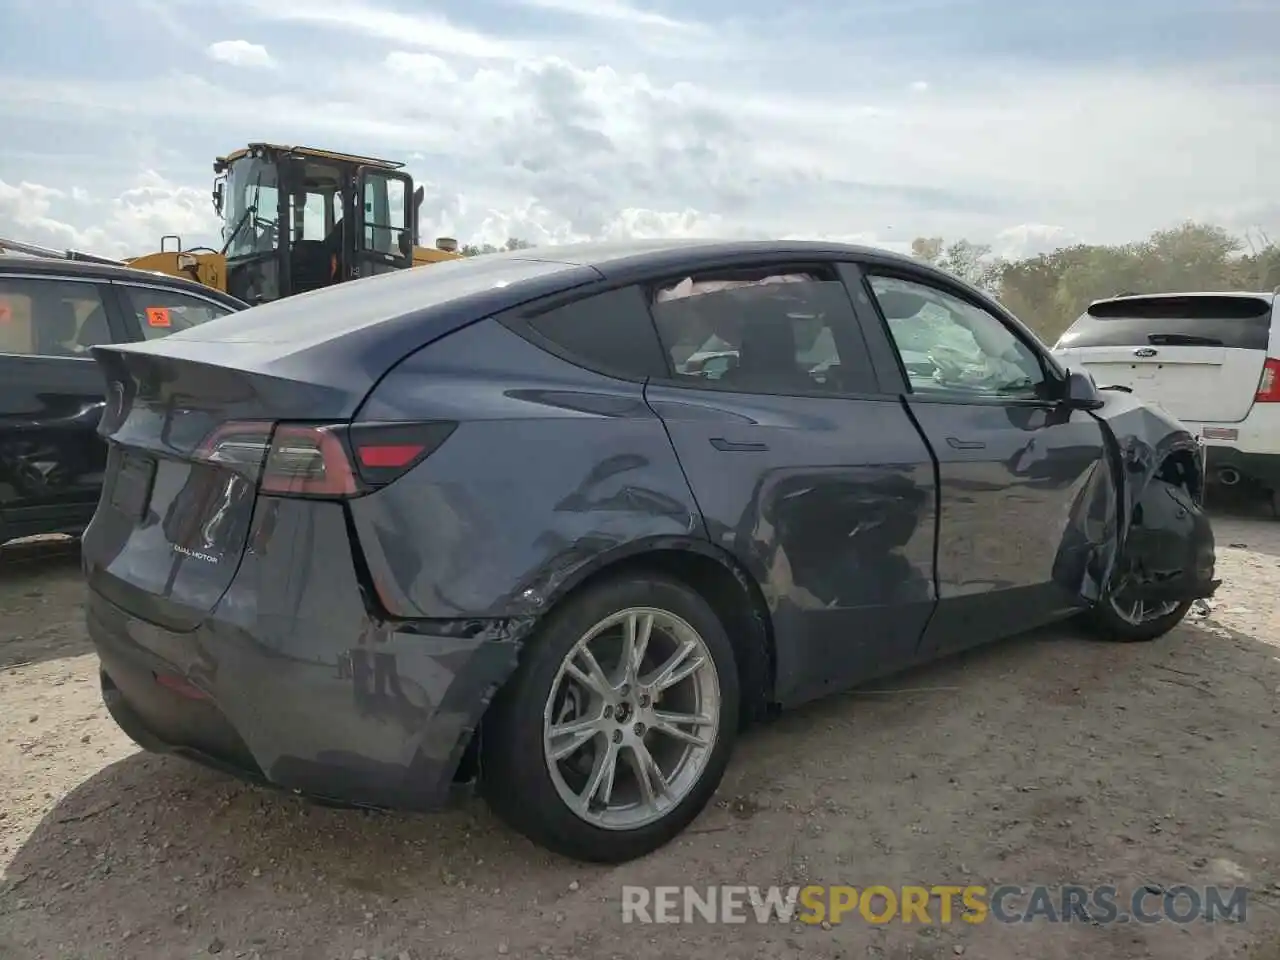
{"left": 541, "top": 607, "right": 721, "bottom": 831}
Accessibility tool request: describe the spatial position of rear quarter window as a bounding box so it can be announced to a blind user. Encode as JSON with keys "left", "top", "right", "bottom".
{"left": 514, "top": 285, "right": 669, "bottom": 380}
{"left": 1056, "top": 295, "right": 1274, "bottom": 351}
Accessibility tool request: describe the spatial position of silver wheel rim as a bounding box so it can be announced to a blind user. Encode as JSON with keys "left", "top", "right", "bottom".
{"left": 542, "top": 607, "right": 721, "bottom": 831}
{"left": 1109, "top": 591, "right": 1179, "bottom": 626}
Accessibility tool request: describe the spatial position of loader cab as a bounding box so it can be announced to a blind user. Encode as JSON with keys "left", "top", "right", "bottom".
{"left": 213, "top": 144, "right": 417, "bottom": 304}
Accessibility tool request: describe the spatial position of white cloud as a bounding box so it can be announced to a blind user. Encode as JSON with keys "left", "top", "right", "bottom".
{"left": 234, "top": 0, "right": 526, "bottom": 60}
{"left": 992, "top": 224, "right": 1082, "bottom": 260}
{"left": 0, "top": 172, "right": 220, "bottom": 259}
{"left": 516, "top": 0, "right": 694, "bottom": 31}
{"left": 0, "top": 0, "right": 1277, "bottom": 258}
{"left": 205, "top": 39, "right": 275, "bottom": 69}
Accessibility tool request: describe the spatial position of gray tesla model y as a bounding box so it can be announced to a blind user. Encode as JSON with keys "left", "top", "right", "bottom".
{"left": 82, "top": 240, "right": 1217, "bottom": 863}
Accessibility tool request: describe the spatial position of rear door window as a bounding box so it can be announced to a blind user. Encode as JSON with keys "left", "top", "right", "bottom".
{"left": 117, "top": 285, "right": 238, "bottom": 340}
{"left": 1056, "top": 295, "right": 1274, "bottom": 351}
{"left": 648, "top": 267, "right": 877, "bottom": 396}
{"left": 0, "top": 278, "right": 114, "bottom": 357}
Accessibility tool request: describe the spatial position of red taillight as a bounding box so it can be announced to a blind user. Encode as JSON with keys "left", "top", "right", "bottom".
{"left": 1256, "top": 358, "right": 1280, "bottom": 402}
{"left": 196, "top": 421, "right": 274, "bottom": 473}
{"left": 357, "top": 443, "right": 424, "bottom": 468}
{"left": 195, "top": 419, "right": 456, "bottom": 499}
{"left": 262, "top": 424, "right": 359, "bottom": 497}
{"left": 349, "top": 421, "right": 457, "bottom": 487}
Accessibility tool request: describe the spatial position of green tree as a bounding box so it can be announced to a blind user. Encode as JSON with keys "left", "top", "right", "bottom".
{"left": 912, "top": 236, "right": 999, "bottom": 292}
{"left": 913, "top": 221, "right": 1277, "bottom": 342}
{"left": 460, "top": 237, "right": 534, "bottom": 257}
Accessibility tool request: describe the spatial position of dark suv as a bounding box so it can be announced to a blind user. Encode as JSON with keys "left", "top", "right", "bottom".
{"left": 0, "top": 256, "right": 247, "bottom": 545}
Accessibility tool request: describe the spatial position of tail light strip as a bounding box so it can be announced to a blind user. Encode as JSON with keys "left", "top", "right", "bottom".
{"left": 194, "top": 420, "right": 457, "bottom": 499}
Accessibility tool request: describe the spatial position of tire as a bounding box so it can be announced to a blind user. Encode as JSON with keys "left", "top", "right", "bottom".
{"left": 480, "top": 573, "right": 740, "bottom": 863}
{"left": 1083, "top": 595, "right": 1194, "bottom": 643}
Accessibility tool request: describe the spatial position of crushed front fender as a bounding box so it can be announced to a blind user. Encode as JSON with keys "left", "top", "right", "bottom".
{"left": 1086, "top": 389, "right": 1220, "bottom": 606}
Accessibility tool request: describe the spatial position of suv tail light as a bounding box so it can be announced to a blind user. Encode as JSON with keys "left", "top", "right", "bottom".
{"left": 1255, "top": 358, "right": 1280, "bottom": 403}
{"left": 195, "top": 420, "right": 457, "bottom": 498}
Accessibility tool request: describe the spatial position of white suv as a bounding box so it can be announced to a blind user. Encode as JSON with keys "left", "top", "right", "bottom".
{"left": 1052, "top": 291, "right": 1280, "bottom": 512}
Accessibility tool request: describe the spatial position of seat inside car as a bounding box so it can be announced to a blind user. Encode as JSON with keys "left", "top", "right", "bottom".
{"left": 722, "top": 298, "right": 814, "bottom": 393}
{"left": 75, "top": 304, "right": 111, "bottom": 350}
{"left": 37, "top": 299, "right": 82, "bottom": 357}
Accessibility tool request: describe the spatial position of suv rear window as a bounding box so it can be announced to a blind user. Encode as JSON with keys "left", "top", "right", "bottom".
{"left": 1056, "top": 294, "right": 1274, "bottom": 351}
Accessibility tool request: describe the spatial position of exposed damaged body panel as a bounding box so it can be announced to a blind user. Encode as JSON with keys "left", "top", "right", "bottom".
{"left": 1087, "top": 388, "right": 1219, "bottom": 605}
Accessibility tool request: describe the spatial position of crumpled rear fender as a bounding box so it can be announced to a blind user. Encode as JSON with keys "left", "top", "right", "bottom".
{"left": 1056, "top": 389, "right": 1219, "bottom": 606}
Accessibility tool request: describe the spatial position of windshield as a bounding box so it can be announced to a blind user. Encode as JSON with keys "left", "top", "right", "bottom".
{"left": 222, "top": 157, "right": 280, "bottom": 259}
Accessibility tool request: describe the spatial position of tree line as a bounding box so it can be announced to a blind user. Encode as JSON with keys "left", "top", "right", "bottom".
{"left": 464, "top": 222, "right": 1280, "bottom": 342}
{"left": 458, "top": 237, "right": 535, "bottom": 257}
{"left": 912, "top": 222, "right": 1280, "bottom": 340}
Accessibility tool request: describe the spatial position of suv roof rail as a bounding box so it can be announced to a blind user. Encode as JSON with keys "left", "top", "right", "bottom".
{"left": 0, "top": 235, "right": 126, "bottom": 267}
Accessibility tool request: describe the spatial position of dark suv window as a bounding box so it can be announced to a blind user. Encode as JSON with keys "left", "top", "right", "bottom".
{"left": 117, "top": 285, "right": 236, "bottom": 340}
{"left": 521, "top": 285, "right": 668, "bottom": 380}
{"left": 648, "top": 267, "right": 873, "bottom": 396}
{"left": 0, "top": 277, "right": 113, "bottom": 357}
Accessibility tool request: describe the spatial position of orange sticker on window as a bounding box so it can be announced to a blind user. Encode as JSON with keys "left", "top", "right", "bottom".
{"left": 145, "top": 307, "right": 171, "bottom": 328}
{"left": 0, "top": 301, "right": 10, "bottom": 324}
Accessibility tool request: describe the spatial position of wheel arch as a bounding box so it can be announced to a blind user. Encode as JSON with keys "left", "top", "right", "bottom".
{"left": 1154, "top": 446, "right": 1203, "bottom": 502}
{"left": 528, "top": 537, "right": 777, "bottom": 728}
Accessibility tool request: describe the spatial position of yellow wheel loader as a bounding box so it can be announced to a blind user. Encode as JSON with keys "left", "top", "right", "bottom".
{"left": 101, "top": 144, "right": 462, "bottom": 304}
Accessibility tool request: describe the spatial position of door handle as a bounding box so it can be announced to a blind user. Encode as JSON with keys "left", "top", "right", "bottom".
{"left": 946, "top": 437, "right": 985, "bottom": 450}
{"left": 710, "top": 438, "right": 769, "bottom": 452}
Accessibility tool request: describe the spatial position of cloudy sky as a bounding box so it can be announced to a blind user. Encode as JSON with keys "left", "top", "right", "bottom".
{"left": 0, "top": 0, "right": 1276, "bottom": 261}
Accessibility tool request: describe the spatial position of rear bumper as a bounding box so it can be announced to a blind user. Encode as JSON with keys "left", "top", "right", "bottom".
{"left": 1176, "top": 405, "right": 1280, "bottom": 491}
{"left": 1201, "top": 447, "right": 1280, "bottom": 492}
{"left": 87, "top": 585, "right": 524, "bottom": 811}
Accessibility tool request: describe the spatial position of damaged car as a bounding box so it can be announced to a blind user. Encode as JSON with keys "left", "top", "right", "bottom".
{"left": 81, "top": 240, "right": 1217, "bottom": 865}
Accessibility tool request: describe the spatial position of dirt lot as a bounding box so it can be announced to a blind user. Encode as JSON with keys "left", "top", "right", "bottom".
{"left": 2, "top": 501, "right": 1279, "bottom": 960}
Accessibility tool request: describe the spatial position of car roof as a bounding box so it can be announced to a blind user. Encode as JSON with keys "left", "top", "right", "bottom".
{"left": 0, "top": 254, "right": 247, "bottom": 306}
{"left": 503, "top": 237, "right": 921, "bottom": 275}
{"left": 95, "top": 236, "right": 992, "bottom": 419}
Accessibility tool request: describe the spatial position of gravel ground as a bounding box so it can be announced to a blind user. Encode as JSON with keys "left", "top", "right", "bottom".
{"left": 2, "top": 499, "right": 1279, "bottom": 960}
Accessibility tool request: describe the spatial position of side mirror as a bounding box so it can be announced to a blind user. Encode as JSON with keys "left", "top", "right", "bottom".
{"left": 212, "top": 180, "right": 224, "bottom": 216}
{"left": 1064, "top": 369, "right": 1104, "bottom": 409}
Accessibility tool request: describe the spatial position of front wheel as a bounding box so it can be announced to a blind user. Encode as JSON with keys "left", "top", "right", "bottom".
{"left": 480, "top": 574, "right": 740, "bottom": 863}
{"left": 1083, "top": 589, "right": 1193, "bottom": 642}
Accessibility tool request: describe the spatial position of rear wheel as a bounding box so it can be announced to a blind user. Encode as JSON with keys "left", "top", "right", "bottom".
{"left": 480, "top": 574, "right": 739, "bottom": 863}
